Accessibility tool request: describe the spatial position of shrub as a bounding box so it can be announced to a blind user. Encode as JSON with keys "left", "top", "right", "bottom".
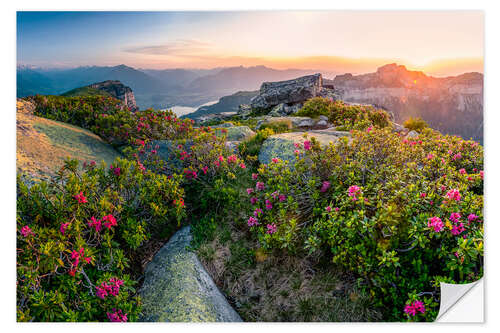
{"left": 238, "top": 128, "right": 276, "bottom": 168}
{"left": 29, "top": 95, "right": 195, "bottom": 145}
{"left": 17, "top": 157, "right": 185, "bottom": 321}
{"left": 404, "top": 117, "right": 429, "bottom": 132}
{"left": 296, "top": 97, "right": 391, "bottom": 130}
{"left": 259, "top": 120, "right": 292, "bottom": 133}
{"left": 243, "top": 127, "right": 483, "bottom": 321}
{"left": 296, "top": 97, "right": 331, "bottom": 118}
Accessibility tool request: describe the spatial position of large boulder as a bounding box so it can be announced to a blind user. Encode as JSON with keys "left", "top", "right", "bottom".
{"left": 213, "top": 125, "right": 255, "bottom": 141}
{"left": 139, "top": 226, "right": 242, "bottom": 322}
{"left": 250, "top": 74, "right": 324, "bottom": 110}
{"left": 255, "top": 116, "right": 331, "bottom": 131}
{"left": 258, "top": 129, "right": 351, "bottom": 165}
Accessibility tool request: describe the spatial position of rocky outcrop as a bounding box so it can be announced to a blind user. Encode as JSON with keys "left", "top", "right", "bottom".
{"left": 332, "top": 64, "right": 483, "bottom": 142}
{"left": 213, "top": 124, "right": 256, "bottom": 141}
{"left": 250, "top": 73, "right": 337, "bottom": 112}
{"left": 139, "top": 226, "right": 242, "bottom": 322}
{"left": 258, "top": 129, "right": 351, "bottom": 165}
{"left": 88, "top": 80, "right": 138, "bottom": 112}
{"left": 255, "top": 115, "right": 331, "bottom": 131}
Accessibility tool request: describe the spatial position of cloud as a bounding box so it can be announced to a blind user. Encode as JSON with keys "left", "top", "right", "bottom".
{"left": 122, "top": 39, "right": 212, "bottom": 56}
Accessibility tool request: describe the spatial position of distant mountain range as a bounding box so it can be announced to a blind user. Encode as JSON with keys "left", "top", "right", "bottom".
{"left": 17, "top": 64, "right": 321, "bottom": 109}
{"left": 331, "top": 63, "right": 483, "bottom": 142}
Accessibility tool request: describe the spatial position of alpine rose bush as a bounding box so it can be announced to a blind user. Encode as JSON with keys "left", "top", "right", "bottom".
{"left": 244, "top": 127, "right": 483, "bottom": 321}
{"left": 16, "top": 157, "right": 185, "bottom": 321}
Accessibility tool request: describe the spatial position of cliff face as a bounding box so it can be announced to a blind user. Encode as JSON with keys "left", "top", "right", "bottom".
{"left": 331, "top": 64, "right": 483, "bottom": 142}
{"left": 88, "top": 80, "right": 138, "bottom": 112}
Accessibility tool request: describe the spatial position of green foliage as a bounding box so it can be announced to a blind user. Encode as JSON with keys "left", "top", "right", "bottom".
{"left": 297, "top": 97, "right": 391, "bottom": 130}
{"left": 259, "top": 120, "right": 292, "bottom": 133}
{"left": 244, "top": 127, "right": 483, "bottom": 321}
{"left": 17, "top": 157, "right": 185, "bottom": 321}
{"left": 404, "top": 117, "right": 429, "bottom": 132}
{"left": 238, "top": 128, "right": 276, "bottom": 167}
{"left": 29, "top": 95, "right": 195, "bottom": 146}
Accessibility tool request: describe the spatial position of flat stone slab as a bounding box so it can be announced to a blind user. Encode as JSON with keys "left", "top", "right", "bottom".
{"left": 258, "top": 130, "right": 351, "bottom": 165}
{"left": 213, "top": 125, "right": 255, "bottom": 141}
{"left": 139, "top": 226, "right": 242, "bottom": 322}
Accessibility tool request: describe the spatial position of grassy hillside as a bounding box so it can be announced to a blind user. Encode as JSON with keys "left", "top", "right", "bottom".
{"left": 17, "top": 99, "right": 122, "bottom": 181}
{"left": 60, "top": 86, "right": 113, "bottom": 98}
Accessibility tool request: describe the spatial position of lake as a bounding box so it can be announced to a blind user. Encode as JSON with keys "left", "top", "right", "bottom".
{"left": 167, "top": 100, "right": 219, "bottom": 117}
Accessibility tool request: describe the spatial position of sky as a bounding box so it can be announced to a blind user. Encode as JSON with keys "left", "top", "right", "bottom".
{"left": 17, "top": 11, "right": 484, "bottom": 76}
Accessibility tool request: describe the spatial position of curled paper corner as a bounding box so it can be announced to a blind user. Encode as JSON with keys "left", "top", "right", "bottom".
{"left": 435, "top": 278, "right": 484, "bottom": 322}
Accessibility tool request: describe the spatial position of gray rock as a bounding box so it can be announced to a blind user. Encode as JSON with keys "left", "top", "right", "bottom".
{"left": 250, "top": 74, "right": 323, "bottom": 110}
{"left": 269, "top": 103, "right": 287, "bottom": 117}
{"left": 315, "top": 119, "right": 328, "bottom": 128}
{"left": 392, "top": 122, "right": 406, "bottom": 133}
{"left": 298, "top": 118, "right": 314, "bottom": 128}
{"left": 214, "top": 126, "right": 255, "bottom": 141}
{"left": 258, "top": 130, "right": 351, "bottom": 165}
{"left": 213, "top": 122, "right": 234, "bottom": 128}
{"left": 237, "top": 104, "right": 252, "bottom": 118}
{"left": 139, "top": 226, "right": 242, "bottom": 322}
{"left": 406, "top": 130, "right": 419, "bottom": 138}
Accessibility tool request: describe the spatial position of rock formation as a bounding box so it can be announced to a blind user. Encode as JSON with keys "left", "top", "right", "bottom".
{"left": 139, "top": 226, "right": 242, "bottom": 322}
{"left": 88, "top": 80, "right": 138, "bottom": 112}
{"left": 250, "top": 73, "right": 338, "bottom": 114}
{"left": 331, "top": 64, "right": 483, "bottom": 142}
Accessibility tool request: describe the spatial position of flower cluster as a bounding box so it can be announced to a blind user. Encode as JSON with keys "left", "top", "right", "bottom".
{"left": 96, "top": 278, "right": 124, "bottom": 300}
{"left": 404, "top": 300, "right": 426, "bottom": 316}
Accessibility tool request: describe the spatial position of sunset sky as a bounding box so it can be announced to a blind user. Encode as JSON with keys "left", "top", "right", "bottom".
{"left": 17, "top": 11, "right": 484, "bottom": 76}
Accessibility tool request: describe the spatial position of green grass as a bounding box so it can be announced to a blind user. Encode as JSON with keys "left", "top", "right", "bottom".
{"left": 33, "top": 120, "right": 122, "bottom": 166}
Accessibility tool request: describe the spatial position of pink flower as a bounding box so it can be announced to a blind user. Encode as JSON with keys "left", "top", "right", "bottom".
{"left": 426, "top": 153, "right": 434, "bottom": 160}
{"left": 348, "top": 185, "right": 361, "bottom": 201}
{"left": 445, "top": 189, "right": 461, "bottom": 201}
{"left": 325, "top": 206, "right": 332, "bottom": 212}
{"left": 239, "top": 163, "right": 246, "bottom": 169}
{"left": 74, "top": 191, "right": 87, "bottom": 204}
{"left": 404, "top": 304, "right": 416, "bottom": 316}
{"left": 250, "top": 197, "right": 258, "bottom": 205}
{"left": 252, "top": 173, "right": 258, "bottom": 180}
{"left": 102, "top": 214, "right": 117, "bottom": 229}
{"left": 449, "top": 212, "right": 461, "bottom": 223}
{"left": 60, "top": 222, "right": 70, "bottom": 235}
{"left": 214, "top": 160, "right": 220, "bottom": 167}
{"left": 278, "top": 194, "right": 286, "bottom": 202}
{"left": 20, "top": 225, "right": 34, "bottom": 237}
{"left": 256, "top": 182, "right": 265, "bottom": 191}
{"left": 247, "top": 216, "right": 259, "bottom": 227}
{"left": 227, "top": 154, "right": 237, "bottom": 163}
{"left": 88, "top": 216, "right": 102, "bottom": 232}
{"left": 451, "top": 223, "right": 465, "bottom": 236}
{"left": 218, "top": 155, "right": 225, "bottom": 162}
{"left": 428, "top": 216, "right": 444, "bottom": 232}
{"left": 266, "top": 223, "right": 277, "bottom": 234}
{"left": 265, "top": 200, "right": 273, "bottom": 210}
{"left": 468, "top": 213, "right": 478, "bottom": 223}
{"left": 246, "top": 188, "right": 254, "bottom": 195}
{"left": 320, "top": 181, "right": 331, "bottom": 193}
{"left": 480, "top": 170, "right": 484, "bottom": 179}
{"left": 452, "top": 153, "right": 462, "bottom": 160}
{"left": 459, "top": 168, "right": 466, "bottom": 175}
{"left": 366, "top": 126, "right": 373, "bottom": 133}
{"left": 202, "top": 166, "right": 208, "bottom": 174}
{"left": 420, "top": 193, "right": 427, "bottom": 198}
{"left": 107, "top": 309, "right": 128, "bottom": 322}
{"left": 271, "top": 158, "right": 280, "bottom": 163}
{"left": 404, "top": 301, "right": 425, "bottom": 316}
{"left": 294, "top": 143, "right": 300, "bottom": 148}
{"left": 335, "top": 207, "right": 339, "bottom": 212}
{"left": 303, "top": 141, "right": 311, "bottom": 150}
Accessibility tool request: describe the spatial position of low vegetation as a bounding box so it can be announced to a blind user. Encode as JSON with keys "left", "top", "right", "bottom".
{"left": 17, "top": 95, "right": 483, "bottom": 322}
